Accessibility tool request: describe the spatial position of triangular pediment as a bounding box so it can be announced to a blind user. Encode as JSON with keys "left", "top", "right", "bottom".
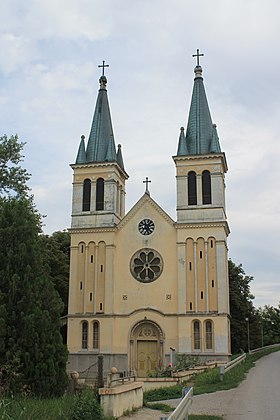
{"left": 117, "top": 193, "right": 175, "bottom": 230}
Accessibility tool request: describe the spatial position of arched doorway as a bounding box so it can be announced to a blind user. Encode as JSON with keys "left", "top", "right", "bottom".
{"left": 130, "top": 320, "right": 164, "bottom": 377}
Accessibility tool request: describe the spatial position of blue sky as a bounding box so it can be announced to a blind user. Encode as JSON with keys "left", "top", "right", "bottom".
{"left": 1, "top": 0, "right": 280, "bottom": 308}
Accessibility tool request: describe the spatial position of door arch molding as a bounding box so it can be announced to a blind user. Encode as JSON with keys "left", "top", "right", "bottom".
{"left": 129, "top": 319, "right": 164, "bottom": 376}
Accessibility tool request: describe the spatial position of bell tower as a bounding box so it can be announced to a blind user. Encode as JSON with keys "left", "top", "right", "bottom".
{"left": 70, "top": 65, "right": 129, "bottom": 229}
{"left": 174, "top": 55, "right": 228, "bottom": 225}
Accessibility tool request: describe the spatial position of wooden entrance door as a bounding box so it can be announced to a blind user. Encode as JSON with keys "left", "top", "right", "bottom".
{"left": 137, "top": 340, "right": 158, "bottom": 377}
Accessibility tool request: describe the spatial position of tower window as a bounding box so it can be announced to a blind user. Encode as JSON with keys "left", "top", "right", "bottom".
{"left": 93, "top": 321, "right": 99, "bottom": 349}
{"left": 212, "top": 280, "right": 215, "bottom": 288}
{"left": 189, "top": 262, "right": 192, "bottom": 271}
{"left": 89, "top": 292, "right": 93, "bottom": 301}
{"left": 80, "top": 281, "right": 83, "bottom": 290}
{"left": 82, "top": 321, "right": 88, "bottom": 349}
{"left": 202, "top": 170, "right": 211, "bottom": 204}
{"left": 206, "top": 320, "right": 213, "bottom": 350}
{"left": 201, "top": 291, "right": 204, "bottom": 299}
{"left": 193, "top": 321, "right": 201, "bottom": 350}
{"left": 91, "top": 255, "right": 93, "bottom": 263}
{"left": 190, "top": 302, "right": 193, "bottom": 310}
{"left": 99, "top": 303, "right": 103, "bottom": 311}
{"left": 200, "top": 251, "right": 203, "bottom": 259}
{"left": 100, "top": 265, "right": 103, "bottom": 272}
{"left": 188, "top": 171, "right": 197, "bottom": 205}
{"left": 82, "top": 179, "right": 91, "bottom": 211}
{"left": 210, "top": 240, "right": 213, "bottom": 248}
{"left": 96, "top": 178, "right": 104, "bottom": 211}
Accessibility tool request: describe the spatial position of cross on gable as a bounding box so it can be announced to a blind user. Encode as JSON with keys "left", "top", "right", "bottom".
{"left": 192, "top": 49, "right": 204, "bottom": 66}
{"left": 143, "top": 177, "right": 151, "bottom": 194}
{"left": 98, "top": 60, "right": 109, "bottom": 76}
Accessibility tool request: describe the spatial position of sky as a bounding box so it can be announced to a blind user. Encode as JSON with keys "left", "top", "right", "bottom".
{"left": 1, "top": 0, "right": 280, "bottom": 308}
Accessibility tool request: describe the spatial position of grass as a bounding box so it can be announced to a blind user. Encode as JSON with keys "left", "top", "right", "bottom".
{"left": 0, "top": 394, "right": 74, "bottom": 419}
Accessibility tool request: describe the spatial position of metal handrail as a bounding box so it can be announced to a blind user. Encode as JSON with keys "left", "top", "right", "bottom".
{"left": 219, "top": 353, "right": 246, "bottom": 380}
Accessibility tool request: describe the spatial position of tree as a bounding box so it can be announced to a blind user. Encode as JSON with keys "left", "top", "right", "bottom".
{"left": 258, "top": 305, "right": 280, "bottom": 346}
{"left": 42, "top": 231, "right": 70, "bottom": 316}
{"left": 228, "top": 260, "right": 261, "bottom": 353}
{"left": 0, "top": 196, "right": 68, "bottom": 396}
{"left": 0, "top": 135, "right": 30, "bottom": 196}
{"left": 0, "top": 136, "right": 68, "bottom": 396}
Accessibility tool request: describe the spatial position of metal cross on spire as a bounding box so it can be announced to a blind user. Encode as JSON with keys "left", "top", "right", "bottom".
{"left": 98, "top": 60, "right": 109, "bottom": 76}
{"left": 143, "top": 177, "right": 151, "bottom": 195}
{"left": 192, "top": 49, "right": 204, "bottom": 66}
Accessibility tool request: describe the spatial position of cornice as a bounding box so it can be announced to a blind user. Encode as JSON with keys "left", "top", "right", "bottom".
{"left": 173, "top": 152, "right": 228, "bottom": 173}
{"left": 70, "top": 161, "right": 129, "bottom": 180}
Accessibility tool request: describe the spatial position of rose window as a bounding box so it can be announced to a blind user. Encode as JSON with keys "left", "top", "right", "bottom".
{"left": 130, "top": 248, "right": 163, "bottom": 283}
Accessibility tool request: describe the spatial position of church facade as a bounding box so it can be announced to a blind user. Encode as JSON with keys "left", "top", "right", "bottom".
{"left": 67, "top": 59, "right": 231, "bottom": 377}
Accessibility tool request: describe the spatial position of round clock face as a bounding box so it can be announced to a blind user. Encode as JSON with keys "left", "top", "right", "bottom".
{"left": 138, "top": 219, "right": 155, "bottom": 235}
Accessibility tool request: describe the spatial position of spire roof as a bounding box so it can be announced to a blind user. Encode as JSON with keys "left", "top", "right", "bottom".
{"left": 75, "top": 68, "right": 125, "bottom": 171}
{"left": 177, "top": 57, "right": 221, "bottom": 156}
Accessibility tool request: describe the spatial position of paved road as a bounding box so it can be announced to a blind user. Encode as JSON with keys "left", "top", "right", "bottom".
{"left": 120, "top": 350, "right": 280, "bottom": 419}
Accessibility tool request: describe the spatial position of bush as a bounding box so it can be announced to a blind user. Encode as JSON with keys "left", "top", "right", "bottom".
{"left": 71, "top": 389, "right": 103, "bottom": 420}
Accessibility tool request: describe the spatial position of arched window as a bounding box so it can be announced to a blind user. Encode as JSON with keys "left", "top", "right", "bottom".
{"left": 82, "top": 179, "right": 91, "bottom": 211}
{"left": 202, "top": 170, "right": 211, "bottom": 204}
{"left": 188, "top": 171, "right": 197, "bottom": 205}
{"left": 82, "top": 321, "right": 88, "bottom": 349}
{"left": 193, "top": 320, "right": 201, "bottom": 350}
{"left": 93, "top": 321, "right": 100, "bottom": 349}
{"left": 96, "top": 178, "right": 104, "bottom": 211}
{"left": 205, "top": 320, "right": 213, "bottom": 350}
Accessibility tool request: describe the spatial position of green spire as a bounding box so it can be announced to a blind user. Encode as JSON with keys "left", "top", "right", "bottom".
{"left": 86, "top": 75, "right": 117, "bottom": 162}
{"left": 177, "top": 127, "right": 187, "bottom": 155}
{"left": 117, "top": 144, "right": 125, "bottom": 170}
{"left": 177, "top": 63, "right": 222, "bottom": 156}
{"left": 75, "top": 135, "right": 86, "bottom": 164}
{"left": 75, "top": 71, "right": 126, "bottom": 169}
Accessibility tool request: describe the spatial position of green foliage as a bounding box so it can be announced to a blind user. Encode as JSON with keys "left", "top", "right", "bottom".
{"left": 0, "top": 134, "right": 30, "bottom": 196}
{"left": 144, "top": 384, "right": 182, "bottom": 402}
{"left": 42, "top": 231, "right": 70, "bottom": 316}
{"left": 145, "top": 401, "right": 173, "bottom": 412}
{"left": 229, "top": 260, "right": 261, "bottom": 353}
{"left": 71, "top": 389, "right": 103, "bottom": 420}
{"left": 175, "top": 354, "right": 199, "bottom": 370}
{"left": 258, "top": 305, "right": 280, "bottom": 346}
{"left": 0, "top": 197, "right": 68, "bottom": 397}
{"left": 0, "top": 395, "right": 74, "bottom": 419}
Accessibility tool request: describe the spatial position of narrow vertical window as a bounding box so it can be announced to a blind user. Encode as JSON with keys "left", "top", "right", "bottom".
{"left": 202, "top": 170, "right": 211, "bottom": 204}
{"left": 206, "top": 320, "right": 213, "bottom": 350}
{"left": 201, "top": 291, "right": 204, "bottom": 299}
{"left": 200, "top": 251, "right": 203, "bottom": 259}
{"left": 82, "top": 321, "right": 88, "bottom": 349}
{"left": 80, "top": 281, "right": 83, "bottom": 290}
{"left": 99, "top": 303, "right": 103, "bottom": 311}
{"left": 93, "top": 321, "right": 99, "bottom": 349}
{"left": 188, "top": 171, "right": 197, "bottom": 205}
{"left": 210, "top": 240, "right": 213, "bottom": 248}
{"left": 193, "top": 321, "right": 201, "bottom": 350}
{"left": 189, "top": 262, "right": 192, "bottom": 271}
{"left": 96, "top": 178, "right": 104, "bottom": 210}
{"left": 212, "top": 280, "right": 215, "bottom": 288}
{"left": 91, "top": 255, "right": 93, "bottom": 263}
{"left": 82, "top": 179, "right": 91, "bottom": 211}
{"left": 190, "top": 302, "right": 193, "bottom": 310}
{"left": 89, "top": 292, "right": 93, "bottom": 301}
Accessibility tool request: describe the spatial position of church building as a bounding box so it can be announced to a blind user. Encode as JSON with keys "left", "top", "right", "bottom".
{"left": 67, "top": 54, "right": 231, "bottom": 377}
